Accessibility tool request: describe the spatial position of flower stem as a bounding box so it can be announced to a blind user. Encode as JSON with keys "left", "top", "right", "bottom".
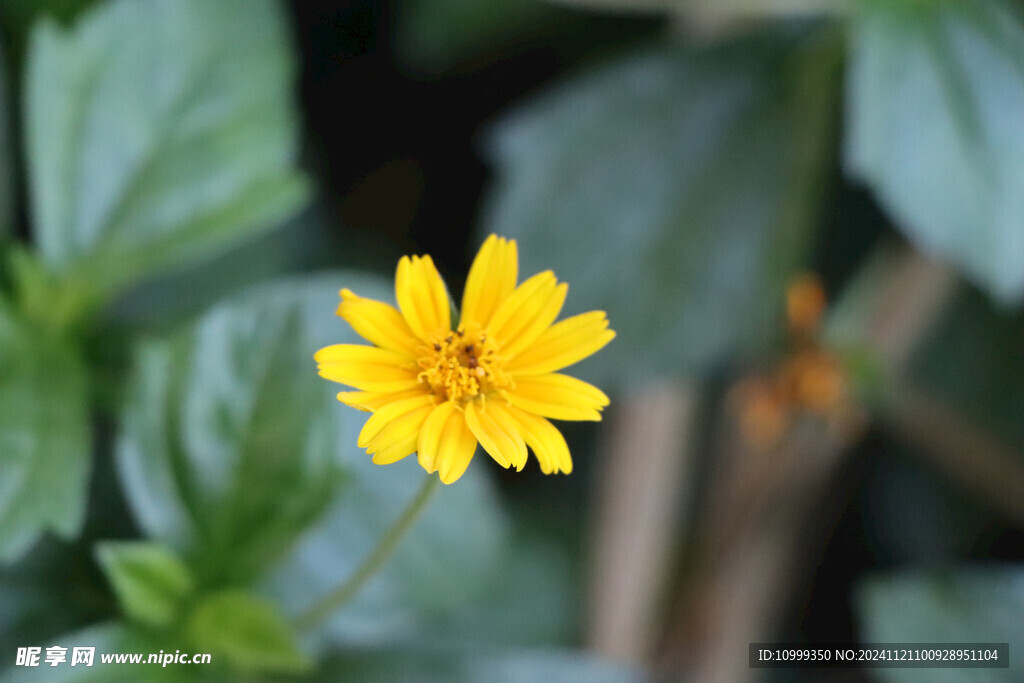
{"left": 295, "top": 473, "right": 441, "bottom": 632}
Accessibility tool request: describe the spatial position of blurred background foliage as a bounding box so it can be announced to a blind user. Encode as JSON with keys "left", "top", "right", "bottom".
{"left": 0, "top": 0, "right": 1020, "bottom": 681}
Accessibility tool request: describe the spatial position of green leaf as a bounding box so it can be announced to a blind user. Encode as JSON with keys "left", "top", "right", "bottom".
{"left": 423, "top": 534, "right": 578, "bottom": 647}
{"left": 95, "top": 541, "right": 194, "bottom": 629}
{"left": 480, "top": 31, "right": 838, "bottom": 382}
{"left": 856, "top": 567, "right": 1024, "bottom": 682}
{"left": 114, "top": 342, "right": 195, "bottom": 553}
{"left": 116, "top": 275, "right": 353, "bottom": 586}
{"left": 185, "top": 590, "right": 309, "bottom": 675}
{"left": 263, "top": 407, "right": 511, "bottom": 650}
{"left": 847, "top": 0, "right": 1024, "bottom": 304}
{"left": 24, "top": 0, "right": 308, "bottom": 301}
{"left": 0, "top": 303, "right": 91, "bottom": 561}
{"left": 7, "top": 245, "right": 99, "bottom": 333}
{"left": 104, "top": 203, "right": 344, "bottom": 333}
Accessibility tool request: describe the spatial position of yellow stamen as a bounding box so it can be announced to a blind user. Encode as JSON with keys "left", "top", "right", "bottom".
{"left": 416, "top": 323, "right": 512, "bottom": 403}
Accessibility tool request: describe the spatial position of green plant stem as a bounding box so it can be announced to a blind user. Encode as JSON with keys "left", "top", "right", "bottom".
{"left": 295, "top": 474, "right": 441, "bottom": 632}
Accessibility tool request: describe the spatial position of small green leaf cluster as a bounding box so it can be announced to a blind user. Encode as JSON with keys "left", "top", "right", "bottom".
{"left": 0, "top": 0, "right": 318, "bottom": 677}
{"left": 0, "top": 0, "right": 308, "bottom": 567}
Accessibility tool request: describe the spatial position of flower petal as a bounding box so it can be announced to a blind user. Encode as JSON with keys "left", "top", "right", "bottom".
{"left": 463, "top": 401, "right": 521, "bottom": 470}
{"left": 487, "top": 271, "right": 568, "bottom": 359}
{"left": 337, "top": 387, "right": 430, "bottom": 412}
{"left": 358, "top": 393, "right": 435, "bottom": 448}
{"left": 371, "top": 432, "right": 419, "bottom": 465}
{"left": 336, "top": 288, "right": 421, "bottom": 357}
{"left": 396, "top": 254, "right": 451, "bottom": 341}
{"left": 417, "top": 401, "right": 458, "bottom": 473}
{"left": 436, "top": 410, "right": 479, "bottom": 484}
{"left": 505, "top": 311, "right": 615, "bottom": 375}
{"left": 460, "top": 235, "right": 518, "bottom": 329}
{"left": 366, "top": 401, "right": 434, "bottom": 458}
{"left": 505, "top": 373, "right": 609, "bottom": 421}
{"left": 504, "top": 404, "right": 573, "bottom": 475}
{"left": 483, "top": 402, "right": 528, "bottom": 471}
{"left": 316, "top": 344, "right": 420, "bottom": 391}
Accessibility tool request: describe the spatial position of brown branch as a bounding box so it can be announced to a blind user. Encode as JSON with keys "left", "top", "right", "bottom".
{"left": 824, "top": 243, "right": 958, "bottom": 372}
{"left": 586, "top": 382, "right": 700, "bottom": 664}
{"left": 657, "top": 243, "right": 961, "bottom": 680}
{"left": 832, "top": 245, "right": 1024, "bottom": 523}
{"left": 657, "top": 413, "right": 860, "bottom": 681}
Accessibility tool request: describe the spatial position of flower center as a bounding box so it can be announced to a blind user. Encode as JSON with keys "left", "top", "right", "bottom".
{"left": 417, "top": 323, "right": 511, "bottom": 403}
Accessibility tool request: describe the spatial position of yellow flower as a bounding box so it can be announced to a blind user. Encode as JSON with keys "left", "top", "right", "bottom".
{"left": 315, "top": 235, "right": 615, "bottom": 484}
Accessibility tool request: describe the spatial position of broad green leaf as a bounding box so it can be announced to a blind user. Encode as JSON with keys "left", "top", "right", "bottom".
{"left": 264, "top": 418, "right": 511, "bottom": 650}
{"left": 266, "top": 472, "right": 553, "bottom": 650}
{"left": 185, "top": 590, "right": 309, "bottom": 675}
{"left": 857, "top": 567, "right": 1024, "bottom": 681}
{"left": 104, "top": 203, "right": 344, "bottom": 333}
{"left": 480, "top": 31, "right": 838, "bottom": 382}
{"left": 115, "top": 342, "right": 195, "bottom": 552}
{"left": 423, "top": 535, "right": 576, "bottom": 648}
{"left": 24, "top": 0, "right": 308, "bottom": 301}
{"left": 847, "top": 0, "right": 1024, "bottom": 304}
{"left": 95, "top": 542, "right": 194, "bottom": 629}
{"left": 116, "top": 276, "right": 352, "bottom": 586}
{"left": 0, "top": 302, "right": 90, "bottom": 561}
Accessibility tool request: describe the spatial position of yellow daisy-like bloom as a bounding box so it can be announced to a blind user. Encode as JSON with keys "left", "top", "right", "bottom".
{"left": 315, "top": 235, "right": 615, "bottom": 484}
